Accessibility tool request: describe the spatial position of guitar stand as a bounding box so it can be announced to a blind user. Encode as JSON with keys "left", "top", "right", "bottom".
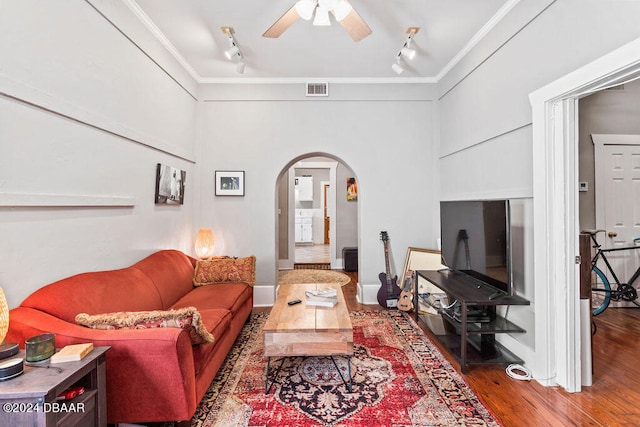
{"left": 265, "top": 355, "right": 353, "bottom": 394}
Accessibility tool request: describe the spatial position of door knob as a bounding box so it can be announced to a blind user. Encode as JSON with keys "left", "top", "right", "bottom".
{"left": 608, "top": 231, "right": 618, "bottom": 238}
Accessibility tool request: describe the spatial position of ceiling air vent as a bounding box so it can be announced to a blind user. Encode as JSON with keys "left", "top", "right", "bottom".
{"left": 306, "top": 82, "right": 329, "bottom": 97}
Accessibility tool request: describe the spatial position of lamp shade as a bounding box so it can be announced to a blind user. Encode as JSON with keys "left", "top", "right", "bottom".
{"left": 295, "top": 0, "right": 317, "bottom": 20}
{"left": 195, "top": 229, "right": 215, "bottom": 259}
{"left": 0, "top": 286, "right": 8, "bottom": 344}
{"left": 332, "top": 0, "right": 352, "bottom": 21}
{"left": 313, "top": 6, "right": 331, "bottom": 26}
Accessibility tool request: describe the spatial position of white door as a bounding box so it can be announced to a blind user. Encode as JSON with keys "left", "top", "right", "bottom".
{"left": 594, "top": 135, "right": 640, "bottom": 304}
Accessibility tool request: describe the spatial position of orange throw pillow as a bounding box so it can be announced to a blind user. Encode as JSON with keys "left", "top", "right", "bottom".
{"left": 75, "top": 307, "right": 214, "bottom": 345}
{"left": 193, "top": 256, "right": 256, "bottom": 286}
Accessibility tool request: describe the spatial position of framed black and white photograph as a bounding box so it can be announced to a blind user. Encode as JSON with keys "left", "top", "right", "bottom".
{"left": 215, "top": 170, "right": 245, "bottom": 196}
{"left": 155, "top": 163, "right": 186, "bottom": 205}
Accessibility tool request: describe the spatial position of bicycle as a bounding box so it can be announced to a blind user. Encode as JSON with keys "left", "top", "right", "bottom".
{"left": 582, "top": 229, "right": 640, "bottom": 316}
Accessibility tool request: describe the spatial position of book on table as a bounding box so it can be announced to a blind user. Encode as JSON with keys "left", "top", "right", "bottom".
{"left": 305, "top": 287, "right": 338, "bottom": 298}
{"left": 50, "top": 343, "right": 94, "bottom": 364}
{"left": 305, "top": 294, "right": 338, "bottom": 307}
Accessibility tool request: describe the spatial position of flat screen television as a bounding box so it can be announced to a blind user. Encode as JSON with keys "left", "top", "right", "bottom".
{"left": 440, "top": 200, "right": 512, "bottom": 295}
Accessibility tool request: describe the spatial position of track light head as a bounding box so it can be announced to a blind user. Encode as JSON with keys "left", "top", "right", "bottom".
{"left": 392, "top": 60, "right": 404, "bottom": 75}
{"left": 400, "top": 47, "right": 416, "bottom": 60}
{"left": 236, "top": 61, "right": 245, "bottom": 74}
{"left": 224, "top": 45, "right": 240, "bottom": 60}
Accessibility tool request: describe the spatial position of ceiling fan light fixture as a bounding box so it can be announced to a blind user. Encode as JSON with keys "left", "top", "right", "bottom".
{"left": 313, "top": 6, "right": 331, "bottom": 26}
{"left": 332, "top": 0, "right": 352, "bottom": 21}
{"left": 295, "top": 0, "right": 317, "bottom": 21}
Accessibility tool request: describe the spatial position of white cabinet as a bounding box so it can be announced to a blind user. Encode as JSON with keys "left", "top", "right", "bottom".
{"left": 296, "top": 176, "right": 313, "bottom": 201}
{"left": 295, "top": 216, "right": 313, "bottom": 244}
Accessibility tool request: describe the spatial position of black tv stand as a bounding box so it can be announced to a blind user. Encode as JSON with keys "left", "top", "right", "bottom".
{"left": 414, "top": 269, "right": 529, "bottom": 373}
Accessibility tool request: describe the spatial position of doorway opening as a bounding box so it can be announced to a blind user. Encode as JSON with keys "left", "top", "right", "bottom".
{"left": 531, "top": 37, "right": 640, "bottom": 392}
{"left": 276, "top": 154, "right": 358, "bottom": 272}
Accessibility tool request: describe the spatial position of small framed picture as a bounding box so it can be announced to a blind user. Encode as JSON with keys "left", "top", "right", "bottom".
{"left": 347, "top": 177, "right": 358, "bottom": 201}
{"left": 155, "top": 163, "right": 186, "bottom": 205}
{"left": 215, "top": 170, "right": 245, "bottom": 196}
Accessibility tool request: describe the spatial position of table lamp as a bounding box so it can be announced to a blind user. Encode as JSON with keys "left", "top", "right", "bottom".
{"left": 195, "top": 228, "right": 215, "bottom": 259}
{"left": 0, "top": 285, "right": 19, "bottom": 362}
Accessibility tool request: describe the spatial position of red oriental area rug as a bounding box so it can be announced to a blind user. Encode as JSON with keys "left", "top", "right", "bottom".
{"left": 191, "top": 311, "right": 500, "bottom": 426}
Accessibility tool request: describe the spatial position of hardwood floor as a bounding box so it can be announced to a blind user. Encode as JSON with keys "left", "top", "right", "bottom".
{"left": 264, "top": 270, "right": 640, "bottom": 426}
{"left": 294, "top": 243, "right": 330, "bottom": 264}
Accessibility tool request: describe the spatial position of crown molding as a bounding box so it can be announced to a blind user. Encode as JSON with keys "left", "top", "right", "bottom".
{"left": 197, "top": 77, "right": 438, "bottom": 85}
{"left": 435, "top": 0, "right": 521, "bottom": 81}
{"left": 123, "top": 0, "right": 202, "bottom": 82}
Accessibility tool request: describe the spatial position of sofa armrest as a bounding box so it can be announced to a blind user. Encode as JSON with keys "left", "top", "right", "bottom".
{"left": 8, "top": 307, "right": 199, "bottom": 423}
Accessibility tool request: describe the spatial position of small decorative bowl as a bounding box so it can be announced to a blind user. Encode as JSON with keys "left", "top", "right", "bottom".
{"left": 25, "top": 333, "right": 56, "bottom": 362}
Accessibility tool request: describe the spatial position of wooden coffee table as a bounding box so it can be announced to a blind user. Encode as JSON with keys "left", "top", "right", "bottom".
{"left": 263, "top": 282, "right": 353, "bottom": 393}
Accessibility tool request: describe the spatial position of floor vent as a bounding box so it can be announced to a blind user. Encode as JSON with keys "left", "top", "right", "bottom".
{"left": 306, "top": 82, "right": 329, "bottom": 97}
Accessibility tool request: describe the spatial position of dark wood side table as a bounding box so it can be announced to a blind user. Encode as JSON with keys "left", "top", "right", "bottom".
{"left": 0, "top": 346, "right": 108, "bottom": 426}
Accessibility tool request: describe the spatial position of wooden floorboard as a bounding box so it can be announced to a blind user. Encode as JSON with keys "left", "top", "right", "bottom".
{"left": 266, "top": 269, "right": 640, "bottom": 426}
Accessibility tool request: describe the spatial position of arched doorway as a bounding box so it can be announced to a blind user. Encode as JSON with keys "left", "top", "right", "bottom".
{"left": 275, "top": 154, "right": 358, "bottom": 274}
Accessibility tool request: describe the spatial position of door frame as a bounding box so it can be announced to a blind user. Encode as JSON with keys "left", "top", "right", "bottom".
{"left": 288, "top": 161, "right": 338, "bottom": 268}
{"left": 530, "top": 37, "right": 640, "bottom": 392}
{"left": 321, "top": 180, "right": 330, "bottom": 244}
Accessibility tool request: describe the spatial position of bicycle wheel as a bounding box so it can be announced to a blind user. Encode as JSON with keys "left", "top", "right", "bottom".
{"left": 592, "top": 266, "right": 611, "bottom": 316}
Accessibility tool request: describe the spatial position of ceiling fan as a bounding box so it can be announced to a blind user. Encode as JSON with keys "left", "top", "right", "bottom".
{"left": 263, "top": 0, "right": 372, "bottom": 42}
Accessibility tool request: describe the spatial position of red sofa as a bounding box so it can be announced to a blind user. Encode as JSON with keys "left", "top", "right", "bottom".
{"left": 7, "top": 250, "right": 254, "bottom": 424}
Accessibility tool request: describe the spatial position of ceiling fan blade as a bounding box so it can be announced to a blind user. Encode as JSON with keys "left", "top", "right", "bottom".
{"left": 336, "top": 8, "right": 372, "bottom": 42}
{"left": 263, "top": 5, "right": 300, "bottom": 38}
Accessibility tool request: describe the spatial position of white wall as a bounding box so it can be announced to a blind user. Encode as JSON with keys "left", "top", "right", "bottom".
{"left": 197, "top": 83, "right": 439, "bottom": 305}
{"left": 0, "top": 0, "right": 198, "bottom": 307}
{"left": 437, "top": 0, "right": 640, "bottom": 381}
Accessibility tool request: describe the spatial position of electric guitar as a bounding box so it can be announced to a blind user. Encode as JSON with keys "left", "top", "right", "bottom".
{"left": 376, "top": 231, "right": 401, "bottom": 308}
{"left": 397, "top": 270, "right": 414, "bottom": 312}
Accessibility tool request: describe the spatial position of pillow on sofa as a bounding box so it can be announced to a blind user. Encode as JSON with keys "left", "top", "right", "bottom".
{"left": 193, "top": 256, "right": 256, "bottom": 287}
{"left": 75, "top": 306, "right": 214, "bottom": 345}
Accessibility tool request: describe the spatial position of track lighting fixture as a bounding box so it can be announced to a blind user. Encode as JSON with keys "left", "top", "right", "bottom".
{"left": 391, "top": 27, "right": 420, "bottom": 75}
{"left": 221, "top": 27, "right": 245, "bottom": 74}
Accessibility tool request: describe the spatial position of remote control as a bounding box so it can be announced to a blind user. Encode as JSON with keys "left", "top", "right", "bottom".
{"left": 287, "top": 299, "right": 302, "bottom": 306}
